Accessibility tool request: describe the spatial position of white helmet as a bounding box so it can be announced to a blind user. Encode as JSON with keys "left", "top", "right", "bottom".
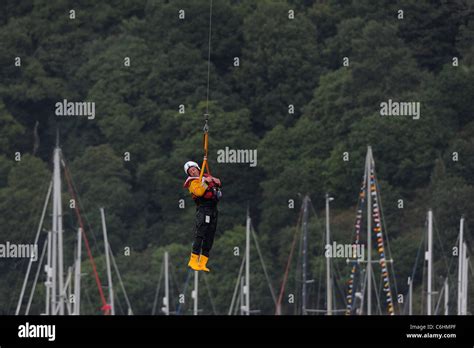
{"left": 184, "top": 161, "right": 201, "bottom": 175}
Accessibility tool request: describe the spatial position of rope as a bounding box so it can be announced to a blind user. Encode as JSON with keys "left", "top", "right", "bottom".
{"left": 199, "top": 0, "right": 213, "bottom": 182}
{"left": 205, "top": 0, "right": 213, "bottom": 114}
{"left": 199, "top": 132, "right": 210, "bottom": 181}
{"left": 63, "top": 164, "right": 109, "bottom": 314}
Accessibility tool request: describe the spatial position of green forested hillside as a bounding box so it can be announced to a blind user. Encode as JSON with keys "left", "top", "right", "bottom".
{"left": 0, "top": 0, "right": 472, "bottom": 315}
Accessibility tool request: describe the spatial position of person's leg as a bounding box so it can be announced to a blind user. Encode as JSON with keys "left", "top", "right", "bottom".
{"left": 201, "top": 208, "right": 218, "bottom": 262}
{"left": 201, "top": 210, "right": 217, "bottom": 257}
{"left": 192, "top": 208, "right": 206, "bottom": 255}
{"left": 189, "top": 208, "right": 206, "bottom": 270}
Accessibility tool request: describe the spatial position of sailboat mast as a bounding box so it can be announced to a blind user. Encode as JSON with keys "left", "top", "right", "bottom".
{"left": 325, "top": 194, "right": 333, "bottom": 315}
{"left": 193, "top": 271, "right": 199, "bottom": 315}
{"left": 444, "top": 278, "right": 449, "bottom": 315}
{"left": 74, "top": 228, "right": 82, "bottom": 315}
{"left": 366, "top": 146, "right": 372, "bottom": 315}
{"left": 100, "top": 208, "right": 114, "bottom": 315}
{"left": 408, "top": 277, "right": 413, "bottom": 315}
{"left": 427, "top": 209, "right": 433, "bottom": 315}
{"left": 302, "top": 195, "right": 309, "bottom": 315}
{"left": 244, "top": 209, "right": 251, "bottom": 315}
{"left": 240, "top": 276, "right": 245, "bottom": 315}
{"left": 163, "top": 251, "right": 169, "bottom": 315}
{"left": 457, "top": 217, "right": 464, "bottom": 314}
{"left": 461, "top": 245, "right": 468, "bottom": 315}
{"left": 51, "top": 147, "right": 66, "bottom": 314}
{"left": 45, "top": 227, "right": 52, "bottom": 315}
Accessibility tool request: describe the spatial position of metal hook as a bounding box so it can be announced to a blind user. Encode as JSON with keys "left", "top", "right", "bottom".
{"left": 203, "top": 113, "right": 209, "bottom": 132}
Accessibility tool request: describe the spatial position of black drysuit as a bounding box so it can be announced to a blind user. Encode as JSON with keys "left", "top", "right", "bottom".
{"left": 192, "top": 200, "right": 218, "bottom": 257}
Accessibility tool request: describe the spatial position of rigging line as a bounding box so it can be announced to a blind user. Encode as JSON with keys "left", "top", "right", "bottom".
{"left": 331, "top": 260, "right": 343, "bottom": 299}
{"left": 434, "top": 277, "right": 446, "bottom": 315}
{"left": 316, "top": 219, "right": 325, "bottom": 313}
{"left": 344, "top": 176, "right": 367, "bottom": 314}
{"left": 332, "top": 261, "right": 348, "bottom": 308}
{"left": 15, "top": 180, "right": 52, "bottom": 315}
{"left": 332, "top": 273, "right": 339, "bottom": 312}
{"left": 404, "top": 235, "right": 424, "bottom": 314}
{"left": 205, "top": 0, "right": 213, "bottom": 114}
{"left": 83, "top": 284, "right": 94, "bottom": 314}
{"left": 373, "top": 167, "right": 400, "bottom": 312}
{"left": 203, "top": 274, "right": 218, "bottom": 315}
{"left": 307, "top": 197, "right": 326, "bottom": 310}
{"left": 409, "top": 233, "right": 425, "bottom": 284}
{"left": 442, "top": 233, "right": 459, "bottom": 290}
{"left": 377, "top": 268, "right": 384, "bottom": 315}
{"left": 63, "top": 163, "right": 108, "bottom": 313}
{"left": 108, "top": 244, "right": 133, "bottom": 314}
{"left": 309, "top": 198, "right": 344, "bottom": 311}
{"left": 275, "top": 205, "right": 303, "bottom": 314}
{"left": 168, "top": 262, "right": 181, "bottom": 312}
{"left": 315, "top": 246, "right": 324, "bottom": 313}
{"left": 371, "top": 266, "right": 383, "bottom": 315}
{"left": 432, "top": 214, "right": 450, "bottom": 275}
{"left": 359, "top": 269, "right": 368, "bottom": 315}
{"left": 176, "top": 269, "right": 192, "bottom": 315}
{"left": 465, "top": 223, "right": 473, "bottom": 278}
{"left": 228, "top": 253, "right": 246, "bottom": 315}
{"left": 421, "top": 224, "right": 427, "bottom": 315}
{"left": 60, "top": 157, "right": 102, "bottom": 257}
{"left": 295, "top": 208, "right": 305, "bottom": 314}
{"left": 171, "top": 265, "right": 185, "bottom": 300}
{"left": 11, "top": 179, "right": 51, "bottom": 315}
{"left": 431, "top": 214, "right": 454, "bottom": 312}
{"left": 25, "top": 238, "right": 48, "bottom": 315}
{"left": 152, "top": 261, "right": 164, "bottom": 315}
{"left": 234, "top": 286, "right": 241, "bottom": 315}
{"left": 115, "top": 289, "right": 125, "bottom": 315}
{"left": 250, "top": 222, "right": 277, "bottom": 305}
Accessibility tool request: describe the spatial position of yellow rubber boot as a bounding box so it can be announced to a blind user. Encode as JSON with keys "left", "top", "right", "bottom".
{"left": 198, "top": 255, "right": 210, "bottom": 272}
{"left": 188, "top": 253, "right": 200, "bottom": 271}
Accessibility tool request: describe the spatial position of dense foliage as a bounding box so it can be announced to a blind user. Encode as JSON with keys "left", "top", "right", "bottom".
{"left": 0, "top": 0, "right": 472, "bottom": 315}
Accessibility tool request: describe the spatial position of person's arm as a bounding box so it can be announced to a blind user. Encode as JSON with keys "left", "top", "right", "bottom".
{"left": 189, "top": 179, "right": 207, "bottom": 197}
{"left": 204, "top": 176, "right": 221, "bottom": 187}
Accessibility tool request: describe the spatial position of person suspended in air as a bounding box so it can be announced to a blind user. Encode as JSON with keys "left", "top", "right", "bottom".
{"left": 183, "top": 161, "right": 222, "bottom": 272}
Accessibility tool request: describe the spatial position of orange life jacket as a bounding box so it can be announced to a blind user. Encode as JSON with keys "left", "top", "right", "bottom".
{"left": 183, "top": 173, "right": 220, "bottom": 201}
